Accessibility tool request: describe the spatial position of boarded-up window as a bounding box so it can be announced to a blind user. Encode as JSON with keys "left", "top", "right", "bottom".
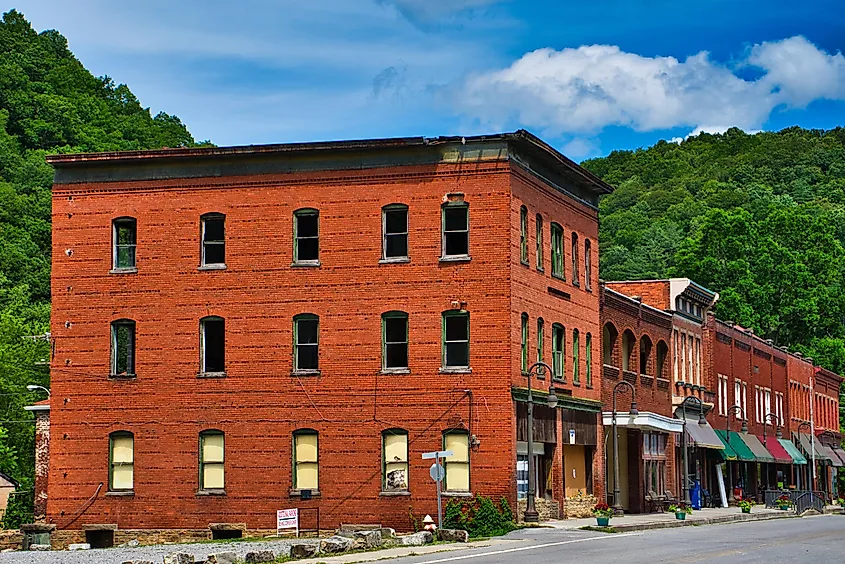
{"left": 383, "top": 430, "right": 408, "bottom": 491}
{"left": 200, "top": 431, "right": 225, "bottom": 490}
{"left": 109, "top": 432, "right": 134, "bottom": 491}
{"left": 294, "top": 430, "right": 319, "bottom": 490}
{"left": 443, "top": 430, "right": 469, "bottom": 492}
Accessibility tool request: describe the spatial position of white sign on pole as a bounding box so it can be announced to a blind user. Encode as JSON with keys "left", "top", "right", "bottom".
{"left": 277, "top": 509, "right": 299, "bottom": 536}
{"left": 569, "top": 429, "right": 576, "bottom": 445}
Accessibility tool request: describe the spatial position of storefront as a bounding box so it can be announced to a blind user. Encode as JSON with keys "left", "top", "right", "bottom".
{"left": 715, "top": 430, "right": 758, "bottom": 502}
{"left": 677, "top": 414, "right": 725, "bottom": 506}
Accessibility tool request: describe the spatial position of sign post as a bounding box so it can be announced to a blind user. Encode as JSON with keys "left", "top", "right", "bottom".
{"left": 276, "top": 508, "right": 299, "bottom": 537}
{"left": 422, "top": 449, "right": 452, "bottom": 530}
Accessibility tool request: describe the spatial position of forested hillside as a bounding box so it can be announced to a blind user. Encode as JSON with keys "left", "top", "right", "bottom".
{"left": 583, "top": 127, "right": 845, "bottom": 384}
{"left": 0, "top": 10, "right": 205, "bottom": 525}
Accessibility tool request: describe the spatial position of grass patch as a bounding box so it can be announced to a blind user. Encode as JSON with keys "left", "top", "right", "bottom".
{"left": 578, "top": 525, "right": 619, "bottom": 534}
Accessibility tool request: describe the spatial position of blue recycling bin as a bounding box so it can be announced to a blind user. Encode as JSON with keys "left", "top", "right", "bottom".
{"left": 691, "top": 479, "right": 702, "bottom": 510}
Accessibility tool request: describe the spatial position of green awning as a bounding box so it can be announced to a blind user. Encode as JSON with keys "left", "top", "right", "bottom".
{"left": 778, "top": 439, "right": 807, "bottom": 465}
{"left": 736, "top": 433, "right": 775, "bottom": 463}
{"left": 715, "top": 430, "right": 756, "bottom": 461}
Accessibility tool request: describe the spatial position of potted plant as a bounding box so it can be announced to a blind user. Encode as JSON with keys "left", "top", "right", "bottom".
{"left": 593, "top": 502, "right": 614, "bottom": 527}
{"left": 774, "top": 495, "right": 792, "bottom": 511}
{"left": 668, "top": 502, "right": 692, "bottom": 520}
{"left": 738, "top": 498, "right": 755, "bottom": 514}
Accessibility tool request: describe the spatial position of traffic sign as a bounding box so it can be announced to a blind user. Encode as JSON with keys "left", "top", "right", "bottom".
{"left": 429, "top": 463, "right": 445, "bottom": 482}
{"left": 422, "top": 450, "right": 453, "bottom": 460}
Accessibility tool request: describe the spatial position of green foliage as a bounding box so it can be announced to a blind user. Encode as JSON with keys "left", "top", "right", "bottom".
{"left": 442, "top": 495, "right": 516, "bottom": 538}
{"left": 0, "top": 10, "right": 209, "bottom": 525}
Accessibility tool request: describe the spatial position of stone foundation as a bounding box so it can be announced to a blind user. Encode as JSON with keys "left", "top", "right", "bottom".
{"left": 48, "top": 528, "right": 282, "bottom": 550}
{"left": 516, "top": 498, "right": 560, "bottom": 522}
{"left": 562, "top": 494, "right": 598, "bottom": 518}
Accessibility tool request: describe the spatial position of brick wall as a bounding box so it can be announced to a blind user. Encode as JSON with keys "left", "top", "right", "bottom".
{"left": 605, "top": 281, "right": 670, "bottom": 311}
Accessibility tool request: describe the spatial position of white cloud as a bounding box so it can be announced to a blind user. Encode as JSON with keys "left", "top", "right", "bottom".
{"left": 451, "top": 36, "right": 845, "bottom": 138}
{"left": 561, "top": 138, "right": 598, "bottom": 159}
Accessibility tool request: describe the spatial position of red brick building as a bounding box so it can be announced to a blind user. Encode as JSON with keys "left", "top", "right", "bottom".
{"left": 42, "top": 132, "right": 612, "bottom": 543}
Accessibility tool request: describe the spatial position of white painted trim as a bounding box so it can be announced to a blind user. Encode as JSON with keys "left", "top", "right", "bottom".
{"left": 24, "top": 405, "right": 50, "bottom": 412}
{"left": 602, "top": 411, "right": 684, "bottom": 433}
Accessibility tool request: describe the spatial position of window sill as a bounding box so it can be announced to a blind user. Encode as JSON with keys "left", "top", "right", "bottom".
{"left": 197, "top": 371, "right": 227, "bottom": 379}
{"left": 553, "top": 378, "right": 567, "bottom": 384}
{"left": 291, "top": 260, "right": 321, "bottom": 268}
{"left": 572, "top": 381, "right": 581, "bottom": 387}
{"left": 585, "top": 286, "right": 592, "bottom": 293}
{"left": 551, "top": 273, "right": 566, "bottom": 282}
{"left": 439, "top": 367, "right": 472, "bottom": 374}
{"left": 109, "top": 373, "right": 137, "bottom": 380}
{"left": 105, "top": 490, "right": 134, "bottom": 497}
{"left": 291, "top": 369, "right": 322, "bottom": 377}
{"left": 289, "top": 489, "right": 321, "bottom": 498}
{"left": 109, "top": 267, "right": 138, "bottom": 275}
{"left": 379, "top": 257, "right": 410, "bottom": 264}
{"left": 196, "top": 489, "right": 226, "bottom": 496}
{"left": 380, "top": 490, "right": 411, "bottom": 497}
{"left": 380, "top": 368, "right": 411, "bottom": 375}
{"left": 520, "top": 260, "right": 529, "bottom": 267}
{"left": 439, "top": 255, "right": 471, "bottom": 263}
{"left": 442, "top": 491, "right": 473, "bottom": 498}
{"left": 537, "top": 267, "right": 545, "bottom": 273}
{"left": 586, "top": 385, "right": 594, "bottom": 390}
{"left": 198, "top": 263, "right": 227, "bottom": 271}
{"left": 572, "top": 281, "right": 580, "bottom": 288}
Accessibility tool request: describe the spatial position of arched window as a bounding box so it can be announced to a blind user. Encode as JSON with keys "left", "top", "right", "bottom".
{"left": 603, "top": 323, "right": 618, "bottom": 366}
{"left": 573, "top": 329, "right": 580, "bottom": 384}
{"left": 293, "top": 208, "right": 320, "bottom": 265}
{"left": 552, "top": 323, "right": 565, "bottom": 381}
{"left": 382, "top": 429, "right": 409, "bottom": 491}
{"left": 537, "top": 318, "right": 544, "bottom": 364}
{"left": 110, "top": 319, "right": 136, "bottom": 376}
{"left": 109, "top": 431, "right": 134, "bottom": 491}
{"left": 200, "top": 316, "right": 225, "bottom": 374}
{"left": 521, "top": 313, "right": 529, "bottom": 373}
{"left": 571, "top": 232, "right": 580, "bottom": 285}
{"left": 585, "top": 333, "right": 593, "bottom": 387}
{"left": 519, "top": 206, "right": 528, "bottom": 264}
{"left": 294, "top": 314, "right": 319, "bottom": 372}
{"left": 584, "top": 238, "right": 592, "bottom": 291}
{"left": 621, "top": 330, "right": 636, "bottom": 372}
{"left": 640, "top": 336, "right": 653, "bottom": 375}
{"left": 293, "top": 429, "right": 319, "bottom": 490}
{"left": 199, "top": 430, "right": 225, "bottom": 490}
{"left": 382, "top": 311, "right": 408, "bottom": 370}
{"left": 112, "top": 217, "right": 137, "bottom": 270}
{"left": 443, "top": 429, "right": 469, "bottom": 492}
{"left": 200, "top": 212, "right": 226, "bottom": 266}
{"left": 550, "top": 223, "right": 564, "bottom": 279}
{"left": 656, "top": 341, "right": 669, "bottom": 379}
{"left": 535, "top": 214, "right": 544, "bottom": 271}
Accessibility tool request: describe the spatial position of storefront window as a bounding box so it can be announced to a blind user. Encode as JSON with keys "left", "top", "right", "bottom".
{"left": 643, "top": 431, "right": 668, "bottom": 496}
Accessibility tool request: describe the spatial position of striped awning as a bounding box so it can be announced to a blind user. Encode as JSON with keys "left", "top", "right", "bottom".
{"left": 778, "top": 439, "right": 807, "bottom": 465}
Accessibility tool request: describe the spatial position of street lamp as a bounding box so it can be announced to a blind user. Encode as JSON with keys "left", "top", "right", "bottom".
{"left": 26, "top": 384, "right": 50, "bottom": 398}
{"left": 679, "top": 395, "right": 707, "bottom": 505}
{"left": 725, "top": 405, "right": 747, "bottom": 503}
{"left": 797, "top": 420, "right": 816, "bottom": 491}
{"left": 762, "top": 413, "right": 782, "bottom": 445}
{"left": 611, "top": 380, "right": 637, "bottom": 514}
{"left": 524, "top": 361, "right": 558, "bottom": 523}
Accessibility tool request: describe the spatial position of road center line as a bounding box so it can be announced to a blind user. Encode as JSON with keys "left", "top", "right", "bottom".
{"left": 418, "top": 533, "right": 641, "bottom": 563}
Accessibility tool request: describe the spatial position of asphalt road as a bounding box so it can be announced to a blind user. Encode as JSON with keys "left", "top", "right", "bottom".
{"left": 388, "top": 515, "right": 845, "bottom": 564}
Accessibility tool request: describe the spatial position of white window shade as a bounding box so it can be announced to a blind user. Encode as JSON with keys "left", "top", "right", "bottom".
{"left": 112, "top": 436, "right": 133, "bottom": 463}
{"left": 384, "top": 434, "right": 407, "bottom": 462}
{"left": 295, "top": 433, "right": 318, "bottom": 462}
{"left": 202, "top": 434, "right": 224, "bottom": 463}
{"left": 203, "top": 464, "right": 225, "bottom": 489}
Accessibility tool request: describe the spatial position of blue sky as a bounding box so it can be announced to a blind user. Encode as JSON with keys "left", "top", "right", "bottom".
{"left": 15, "top": 0, "right": 845, "bottom": 160}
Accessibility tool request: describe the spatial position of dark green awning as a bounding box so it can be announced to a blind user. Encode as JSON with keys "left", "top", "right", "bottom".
{"left": 715, "top": 430, "right": 756, "bottom": 461}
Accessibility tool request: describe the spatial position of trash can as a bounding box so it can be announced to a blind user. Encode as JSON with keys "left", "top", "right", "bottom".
{"left": 691, "top": 480, "right": 702, "bottom": 510}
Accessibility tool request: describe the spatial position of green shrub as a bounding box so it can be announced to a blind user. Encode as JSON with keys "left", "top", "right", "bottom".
{"left": 442, "top": 495, "right": 516, "bottom": 538}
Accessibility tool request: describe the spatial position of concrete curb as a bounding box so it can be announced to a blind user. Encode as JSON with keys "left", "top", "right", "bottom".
{"left": 604, "top": 511, "right": 796, "bottom": 532}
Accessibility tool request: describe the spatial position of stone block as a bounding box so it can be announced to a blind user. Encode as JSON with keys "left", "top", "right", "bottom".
{"left": 29, "top": 544, "right": 51, "bottom": 551}
{"left": 291, "top": 544, "right": 318, "bottom": 559}
{"left": 436, "top": 529, "right": 469, "bottom": 543}
{"left": 245, "top": 550, "right": 276, "bottom": 563}
{"left": 205, "top": 552, "right": 238, "bottom": 564}
{"left": 378, "top": 527, "right": 396, "bottom": 539}
{"left": 164, "top": 552, "right": 195, "bottom": 564}
{"left": 68, "top": 543, "right": 91, "bottom": 550}
{"left": 339, "top": 524, "right": 381, "bottom": 532}
{"left": 353, "top": 530, "right": 382, "bottom": 549}
{"left": 396, "top": 531, "right": 433, "bottom": 546}
{"left": 320, "top": 535, "right": 354, "bottom": 553}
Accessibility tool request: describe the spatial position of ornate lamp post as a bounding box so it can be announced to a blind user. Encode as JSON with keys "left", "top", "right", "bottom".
{"left": 611, "top": 380, "right": 638, "bottom": 514}
{"left": 797, "top": 420, "right": 816, "bottom": 491}
{"left": 524, "top": 361, "right": 558, "bottom": 523}
{"left": 679, "top": 395, "right": 707, "bottom": 505}
{"left": 762, "top": 413, "right": 782, "bottom": 444}
{"left": 725, "top": 405, "right": 747, "bottom": 501}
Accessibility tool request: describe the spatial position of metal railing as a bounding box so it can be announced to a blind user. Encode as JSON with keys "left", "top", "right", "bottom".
{"left": 793, "top": 491, "right": 826, "bottom": 514}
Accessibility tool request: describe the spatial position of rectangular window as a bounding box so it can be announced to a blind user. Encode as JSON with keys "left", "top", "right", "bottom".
{"left": 536, "top": 318, "right": 544, "bottom": 365}
{"left": 765, "top": 388, "right": 771, "bottom": 421}
{"left": 552, "top": 324, "right": 564, "bottom": 381}
{"left": 201, "top": 317, "right": 225, "bottom": 373}
{"left": 383, "top": 430, "right": 409, "bottom": 491}
{"left": 383, "top": 312, "right": 408, "bottom": 370}
{"left": 294, "top": 431, "right": 319, "bottom": 490}
{"left": 718, "top": 374, "right": 728, "bottom": 415}
{"left": 294, "top": 209, "right": 319, "bottom": 264}
{"left": 585, "top": 333, "right": 592, "bottom": 387}
{"left": 521, "top": 314, "right": 528, "bottom": 373}
{"left": 109, "top": 433, "right": 134, "bottom": 491}
{"left": 199, "top": 432, "right": 225, "bottom": 490}
{"left": 443, "top": 204, "right": 469, "bottom": 258}
{"left": 551, "top": 223, "right": 564, "bottom": 279}
{"left": 383, "top": 206, "right": 408, "bottom": 260}
{"left": 201, "top": 214, "right": 225, "bottom": 266}
{"left": 113, "top": 218, "right": 137, "bottom": 269}
{"left": 573, "top": 329, "right": 580, "bottom": 384}
{"left": 111, "top": 320, "right": 136, "bottom": 376}
{"left": 584, "top": 239, "right": 592, "bottom": 290}
{"left": 571, "top": 233, "right": 579, "bottom": 285}
{"left": 742, "top": 382, "right": 747, "bottom": 418}
{"left": 444, "top": 431, "right": 469, "bottom": 492}
{"left": 443, "top": 311, "right": 469, "bottom": 368}
{"left": 294, "top": 315, "right": 319, "bottom": 371}
{"left": 536, "top": 214, "right": 544, "bottom": 271}
{"left": 755, "top": 385, "right": 761, "bottom": 423}
{"left": 519, "top": 206, "right": 528, "bottom": 264}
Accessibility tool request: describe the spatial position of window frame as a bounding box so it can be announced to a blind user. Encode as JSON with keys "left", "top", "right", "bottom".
{"left": 442, "top": 310, "right": 470, "bottom": 371}
{"left": 293, "top": 429, "right": 319, "bottom": 491}
{"left": 536, "top": 317, "right": 544, "bottom": 366}
{"left": 584, "top": 238, "right": 592, "bottom": 291}
{"left": 293, "top": 313, "right": 320, "bottom": 374}
{"left": 110, "top": 319, "right": 136, "bottom": 377}
{"left": 571, "top": 232, "right": 580, "bottom": 287}
{"left": 519, "top": 206, "right": 528, "bottom": 265}
{"left": 442, "top": 429, "right": 470, "bottom": 493}
{"left": 382, "top": 428, "right": 409, "bottom": 492}
{"left": 382, "top": 311, "right": 409, "bottom": 372}
{"left": 552, "top": 323, "right": 565, "bottom": 382}
{"left": 199, "top": 316, "right": 226, "bottom": 375}
{"left": 199, "top": 430, "right": 225, "bottom": 492}
{"left": 585, "top": 332, "right": 592, "bottom": 387}
{"left": 108, "top": 431, "right": 134, "bottom": 492}
{"left": 520, "top": 313, "right": 529, "bottom": 374}
{"left": 200, "top": 212, "right": 226, "bottom": 268}
{"left": 535, "top": 214, "right": 544, "bottom": 271}
{"left": 381, "top": 204, "right": 409, "bottom": 262}
{"left": 572, "top": 328, "right": 580, "bottom": 384}
{"left": 112, "top": 217, "right": 137, "bottom": 272}
{"left": 293, "top": 208, "right": 320, "bottom": 266}
{"left": 441, "top": 202, "right": 470, "bottom": 261}
{"left": 550, "top": 223, "right": 564, "bottom": 280}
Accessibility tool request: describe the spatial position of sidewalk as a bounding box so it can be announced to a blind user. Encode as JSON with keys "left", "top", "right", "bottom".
{"left": 546, "top": 506, "right": 795, "bottom": 532}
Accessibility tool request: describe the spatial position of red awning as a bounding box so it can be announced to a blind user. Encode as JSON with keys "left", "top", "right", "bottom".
{"left": 758, "top": 435, "right": 792, "bottom": 464}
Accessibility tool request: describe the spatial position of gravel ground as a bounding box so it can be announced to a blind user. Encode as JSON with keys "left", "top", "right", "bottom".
{"left": 0, "top": 537, "right": 320, "bottom": 564}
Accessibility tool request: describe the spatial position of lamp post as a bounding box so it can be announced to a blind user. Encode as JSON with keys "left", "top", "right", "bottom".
{"left": 524, "top": 361, "right": 558, "bottom": 523}
{"left": 818, "top": 430, "right": 837, "bottom": 496}
{"left": 679, "top": 395, "right": 707, "bottom": 505}
{"left": 726, "top": 405, "right": 747, "bottom": 501}
{"left": 762, "top": 413, "right": 782, "bottom": 492}
{"left": 26, "top": 384, "right": 50, "bottom": 398}
{"left": 797, "top": 420, "right": 816, "bottom": 491}
{"left": 611, "top": 380, "right": 638, "bottom": 514}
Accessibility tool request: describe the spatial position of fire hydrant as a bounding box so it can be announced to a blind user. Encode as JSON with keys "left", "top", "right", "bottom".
{"left": 423, "top": 514, "right": 437, "bottom": 532}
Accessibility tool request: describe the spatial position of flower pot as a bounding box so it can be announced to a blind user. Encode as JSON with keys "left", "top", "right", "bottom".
{"left": 741, "top": 507, "right": 751, "bottom": 514}
{"left": 675, "top": 512, "right": 686, "bottom": 520}
{"left": 778, "top": 506, "right": 789, "bottom": 511}
{"left": 596, "top": 517, "right": 610, "bottom": 527}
